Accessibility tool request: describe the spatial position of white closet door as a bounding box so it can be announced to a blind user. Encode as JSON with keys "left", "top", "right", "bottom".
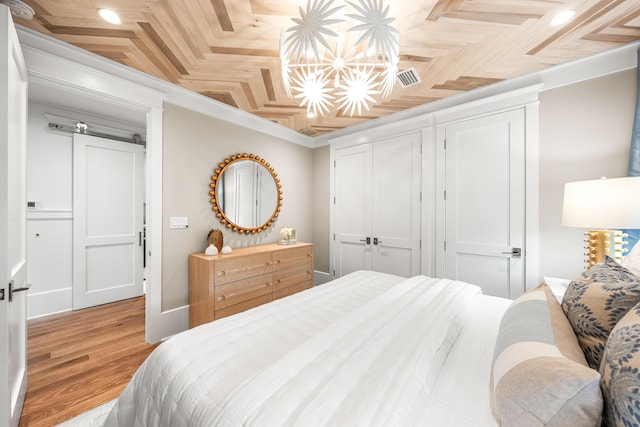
{"left": 73, "top": 134, "right": 144, "bottom": 309}
{"left": 334, "top": 144, "right": 373, "bottom": 277}
{"left": 444, "top": 109, "right": 525, "bottom": 298}
{"left": 333, "top": 134, "right": 421, "bottom": 279}
{"left": 0, "top": 6, "right": 28, "bottom": 426}
{"left": 371, "top": 134, "right": 421, "bottom": 277}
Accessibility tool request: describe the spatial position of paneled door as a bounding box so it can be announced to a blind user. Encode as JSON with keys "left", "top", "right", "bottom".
{"left": 0, "top": 5, "right": 29, "bottom": 426}
{"left": 333, "top": 132, "right": 421, "bottom": 278}
{"left": 73, "top": 134, "right": 144, "bottom": 309}
{"left": 444, "top": 109, "right": 525, "bottom": 299}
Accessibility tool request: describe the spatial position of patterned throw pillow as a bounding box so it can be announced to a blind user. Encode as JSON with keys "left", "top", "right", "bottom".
{"left": 561, "top": 256, "right": 640, "bottom": 370}
{"left": 600, "top": 302, "right": 640, "bottom": 427}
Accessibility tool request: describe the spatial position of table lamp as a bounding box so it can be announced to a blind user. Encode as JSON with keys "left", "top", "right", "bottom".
{"left": 562, "top": 176, "right": 640, "bottom": 268}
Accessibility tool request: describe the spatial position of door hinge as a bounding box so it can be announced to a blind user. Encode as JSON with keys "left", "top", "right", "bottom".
{"left": 443, "top": 190, "right": 446, "bottom": 200}
{"left": 333, "top": 269, "right": 336, "bottom": 278}
{"left": 419, "top": 192, "right": 422, "bottom": 202}
{"left": 333, "top": 160, "right": 336, "bottom": 168}
{"left": 444, "top": 241, "right": 447, "bottom": 251}
{"left": 444, "top": 139, "right": 447, "bottom": 150}
{"left": 333, "top": 233, "right": 336, "bottom": 241}
{"left": 0, "top": 288, "right": 4, "bottom": 301}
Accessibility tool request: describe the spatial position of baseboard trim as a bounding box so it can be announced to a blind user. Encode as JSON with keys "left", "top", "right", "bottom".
{"left": 28, "top": 288, "right": 72, "bottom": 319}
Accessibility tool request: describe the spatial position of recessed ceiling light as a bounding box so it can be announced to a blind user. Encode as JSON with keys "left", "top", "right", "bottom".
{"left": 307, "top": 112, "right": 316, "bottom": 119}
{"left": 551, "top": 10, "right": 576, "bottom": 26}
{"left": 98, "top": 8, "right": 121, "bottom": 25}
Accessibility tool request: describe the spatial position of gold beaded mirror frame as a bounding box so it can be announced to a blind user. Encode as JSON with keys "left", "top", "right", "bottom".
{"left": 209, "top": 153, "right": 283, "bottom": 234}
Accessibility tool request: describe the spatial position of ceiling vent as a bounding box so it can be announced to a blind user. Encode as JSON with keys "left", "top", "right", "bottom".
{"left": 397, "top": 67, "right": 422, "bottom": 88}
{"left": 2, "top": 0, "right": 35, "bottom": 19}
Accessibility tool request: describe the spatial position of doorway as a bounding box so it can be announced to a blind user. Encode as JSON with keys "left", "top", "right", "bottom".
{"left": 26, "top": 102, "right": 147, "bottom": 318}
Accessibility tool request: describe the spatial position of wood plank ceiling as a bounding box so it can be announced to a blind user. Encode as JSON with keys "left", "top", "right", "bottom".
{"left": 10, "top": 0, "right": 640, "bottom": 136}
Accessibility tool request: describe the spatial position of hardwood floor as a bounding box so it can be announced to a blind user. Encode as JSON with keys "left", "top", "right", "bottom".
{"left": 19, "top": 296, "right": 158, "bottom": 426}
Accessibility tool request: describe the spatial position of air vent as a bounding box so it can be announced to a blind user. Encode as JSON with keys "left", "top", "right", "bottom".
{"left": 397, "top": 68, "right": 422, "bottom": 88}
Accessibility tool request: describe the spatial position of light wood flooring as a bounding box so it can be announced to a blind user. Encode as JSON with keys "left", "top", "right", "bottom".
{"left": 19, "top": 296, "right": 158, "bottom": 426}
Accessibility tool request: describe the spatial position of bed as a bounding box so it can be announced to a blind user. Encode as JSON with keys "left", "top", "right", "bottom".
{"left": 104, "top": 270, "right": 510, "bottom": 426}
{"left": 104, "top": 261, "right": 640, "bottom": 426}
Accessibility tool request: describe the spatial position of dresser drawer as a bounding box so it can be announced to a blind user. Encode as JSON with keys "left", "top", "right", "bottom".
{"left": 273, "top": 281, "right": 312, "bottom": 300}
{"left": 273, "top": 245, "right": 313, "bottom": 272}
{"left": 214, "top": 272, "right": 273, "bottom": 310}
{"left": 214, "top": 252, "right": 272, "bottom": 285}
{"left": 215, "top": 293, "right": 273, "bottom": 320}
{"left": 273, "top": 264, "right": 312, "bottom": 292}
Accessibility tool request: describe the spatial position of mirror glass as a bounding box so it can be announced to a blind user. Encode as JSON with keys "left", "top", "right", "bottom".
{"left": 209, "top": 154, "right": 282, "bottom": 234}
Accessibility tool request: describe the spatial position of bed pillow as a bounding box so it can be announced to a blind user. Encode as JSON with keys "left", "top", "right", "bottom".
{"left": 600, "top": 301, "right": 640, "bottom": 427}
{"left": 561, "top": 256, "right": 640, "bottom": 370}
{"left": 491, "top": 283, "right": 602, "bottom": 426}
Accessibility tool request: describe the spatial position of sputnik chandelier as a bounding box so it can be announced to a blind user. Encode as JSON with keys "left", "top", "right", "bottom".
{"left": 280, "top": 0, "right": 400, "bottom": 118}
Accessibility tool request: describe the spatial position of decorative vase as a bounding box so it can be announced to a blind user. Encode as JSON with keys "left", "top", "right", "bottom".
{"left": 207, "top": 228, "right": 223, "bottom": 252}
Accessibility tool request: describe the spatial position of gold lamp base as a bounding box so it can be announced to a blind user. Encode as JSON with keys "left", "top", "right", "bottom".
{"left": 584, "top": 229, "right": 627, "bottom": 269}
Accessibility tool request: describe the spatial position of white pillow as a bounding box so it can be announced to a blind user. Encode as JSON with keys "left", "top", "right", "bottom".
{"left": 621, "top": 241, "right": 640, "bottom": 277}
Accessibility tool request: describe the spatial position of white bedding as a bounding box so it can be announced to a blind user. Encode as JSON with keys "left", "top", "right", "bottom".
{"left": 104, "top": 270, "right": 508, "bottom": 427}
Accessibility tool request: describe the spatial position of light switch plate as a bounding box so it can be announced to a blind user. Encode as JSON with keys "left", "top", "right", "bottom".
{"left": 169, "top": 216, "right": 189, "bottom": 229}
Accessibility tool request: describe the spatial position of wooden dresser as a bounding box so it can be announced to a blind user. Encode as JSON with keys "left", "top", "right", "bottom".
{"left": 189, "top": 242, "right": 313, "bottom": 328}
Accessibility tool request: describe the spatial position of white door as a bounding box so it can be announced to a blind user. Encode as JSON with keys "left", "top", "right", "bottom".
{"left": 334, "top": 133, "right": 421, "bottom": 278}
{"left": 444, "top": 109, "right": 525, "bottom": 298}
{"left": 371, "top": 135, "right": 422, "bottom": 277}
{"left": 0, "top": 5, "right": 29, "bottom": 426}
{"left": 334, "top": 144, "right": 373, "bottom": 276}
{"left": 73, "top": 134, "right": 144, "bottom": 310}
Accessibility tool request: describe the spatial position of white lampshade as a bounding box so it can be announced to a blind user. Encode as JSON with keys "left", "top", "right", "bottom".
{"left": 562, "top": 177, "right": 640, "bottom": 229}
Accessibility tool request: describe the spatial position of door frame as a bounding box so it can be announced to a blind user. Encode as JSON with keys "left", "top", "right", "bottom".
{"left": 18, "top": 35, "right": 172, "bottom": 343}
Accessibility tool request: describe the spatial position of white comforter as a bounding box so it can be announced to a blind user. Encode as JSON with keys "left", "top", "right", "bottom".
{"left": 104, "top": 271, "right": 481, "bottom": 427}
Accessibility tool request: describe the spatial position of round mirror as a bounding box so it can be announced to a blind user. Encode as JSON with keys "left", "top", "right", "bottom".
{"left": 209, "top": 153, "right": 283, "bottom": 234}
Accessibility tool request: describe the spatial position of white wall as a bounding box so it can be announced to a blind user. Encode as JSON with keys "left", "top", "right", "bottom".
{"left": 538, "top": 68, "right": 637, "bottom": 280}
{"left": 26, "top": 106, "right": 73, "bottom": 318}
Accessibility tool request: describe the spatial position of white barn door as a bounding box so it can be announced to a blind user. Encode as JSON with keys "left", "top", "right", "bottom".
{"left": 0, "top": 5, "right": 28, "bottom": 426}
{"left": 444, "top": 109, "right": 525, "bottom": 299}
{"left": 73, "top": 134, "right": 144, "bottom": 309}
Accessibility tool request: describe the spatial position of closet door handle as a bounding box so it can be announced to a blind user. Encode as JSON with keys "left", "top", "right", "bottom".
{"left": 373, "top": 237, "right": 382, "bottom": 245}
{"left": 359, "top": 237, "right": 371, "bottom": 245}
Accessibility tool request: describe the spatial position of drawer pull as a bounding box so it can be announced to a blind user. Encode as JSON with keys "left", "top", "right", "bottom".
{"left": 217, "top": 295, "right": 226, "bottom": 301}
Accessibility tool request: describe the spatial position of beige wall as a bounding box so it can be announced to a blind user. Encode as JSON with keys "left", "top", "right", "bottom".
{"left": 538, "top": 68, "right": 637, "bottom": 280}
{"left": 162, "top": 103, "right": 313, "bottom": 311}
{"left": 312, "top": 145, "right": 331, "bottom": 273}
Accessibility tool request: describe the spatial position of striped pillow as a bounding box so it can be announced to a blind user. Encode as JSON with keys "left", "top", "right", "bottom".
{"left": 491, "top": 283, "right": 603, "bottom": 426}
